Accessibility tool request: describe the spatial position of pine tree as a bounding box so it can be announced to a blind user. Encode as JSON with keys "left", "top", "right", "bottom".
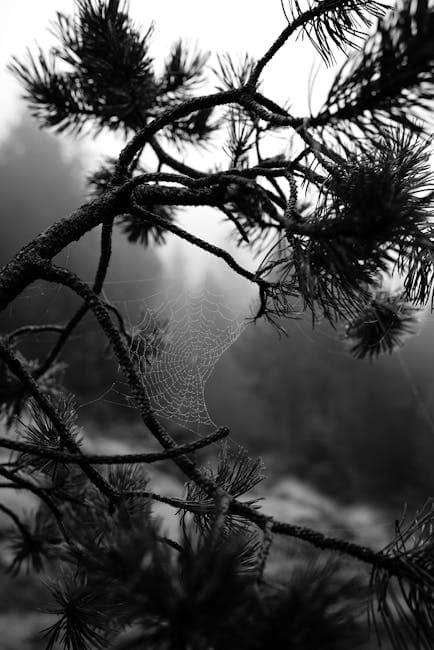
{"left": 1, "top": 0, "right": 434, "bottom": 648}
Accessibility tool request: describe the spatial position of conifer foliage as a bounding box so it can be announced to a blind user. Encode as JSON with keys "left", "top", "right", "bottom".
{"left": 2, "top": 0, "right": 434, "bottom": 648}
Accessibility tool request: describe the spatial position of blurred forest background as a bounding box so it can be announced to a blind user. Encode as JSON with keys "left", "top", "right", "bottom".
{"left": 2, "top": 114, "right": 434, "bottom": 521}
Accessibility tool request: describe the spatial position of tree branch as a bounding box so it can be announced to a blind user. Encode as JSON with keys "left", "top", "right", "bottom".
{"left": 129, "top": 201, "right": 271, "bottom": 286}
{"left": 0, "top": 338, "right": 119, "bottom": 504}
{"left": 0, "top": 426, "right": 229, "bottom": 465}
{"left": 36, "top": 219, "right": 114, "bottom": 378}
{"left": 20, "top": 261, "right": 417, "bottom": 580}
{"left": 115, "top": 89, "right": 241, "bottom": 181}
{"left": 7, "top": 324, "right": 65, "bottom": 342}
{"left": 150, "top": 136, "right": 203, "bottom": 179}
{"left": 247, "top": 4, "right": 326, "bottom": 87}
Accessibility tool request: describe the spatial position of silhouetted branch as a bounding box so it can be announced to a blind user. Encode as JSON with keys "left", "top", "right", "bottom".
{"left": 0, "top": 337, "right": 118, "bottom": 504}
{"left": 129, "top": 201, "right": 271, "bottom": 285}
{"left": 0, "top": 426, "right": 229, "bottom": 465}
{"left": 36, "top": 218, "right": 114, "bottom": 377}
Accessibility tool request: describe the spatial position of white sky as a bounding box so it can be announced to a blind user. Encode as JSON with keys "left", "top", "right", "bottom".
{"left": 0, "top": 0, "right": 336, "bottom": 139}
{"left": 0, "top": 1, "right": 341, "bottom": 300}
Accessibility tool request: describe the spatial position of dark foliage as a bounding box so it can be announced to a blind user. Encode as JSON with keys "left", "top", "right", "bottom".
{"left": 318, "top": 0, "right": 434, "bottom": 139}
{"left": 370, "top": 500, "right": 434, "bottom": 650}
{"left": 346, "top": 292, "right": 419, "bottom": 359}
{"left": 87, "top": 156, "right": 176, "bottom": 245}
{"left": 17, "top": 395, "right": 82, "bottom": 476}
{"left": 10, "top": 0, "right": 212, "bottom": 143}
{"left": 262, "top": 127, "right": 434, "bottom": 323}
{"left": 0, "top": 348, "right": 65, "bottom": 424}
{"left": 3, "top": 0, "right": 434, "bottom": 649}
{"left": 42, "top": 573, "right": 112, "bottom": 650}
{"left": 117, "top": 207, "right": 175, "bottom": 247}
{"left": 7, "top": 508, "right": 61, "bottom": 576}
{"left": 184, "top": 445, "right": 265, "bottom": 533}
{"left": 219, "top": 560, "right": 367, "bottom": 650}
{"left": 284, "top": 0, "right": 386, "bottom": 66}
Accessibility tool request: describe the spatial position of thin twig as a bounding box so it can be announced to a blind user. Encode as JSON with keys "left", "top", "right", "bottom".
{"left": 36, "top": 219, "right": 114, "bottom": 377}
{"left": 7, "top": 324, "right": 64, "bottom": 342}
{"left": 0, "top": 426, "right": 229, "bottom": 465}
{"left": 116, "top": 90, "right": 241, "bottom": 180}
{"left": 247, "top": 2, "right": 346, "bottom": 86}
{"left": 129, "top": 201, "right": 271, "bottom": 286}
{"left": 150, "top": 137, "right": 203, "bottom": 179}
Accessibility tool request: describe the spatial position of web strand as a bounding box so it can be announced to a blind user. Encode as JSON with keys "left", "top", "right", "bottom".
{"left": 127, "top": 286, "right": 247, "bottom": 434}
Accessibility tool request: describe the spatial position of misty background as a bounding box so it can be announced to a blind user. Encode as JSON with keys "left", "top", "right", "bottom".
{"left": 2, "top": 113, "right": 434, "bottom": 518}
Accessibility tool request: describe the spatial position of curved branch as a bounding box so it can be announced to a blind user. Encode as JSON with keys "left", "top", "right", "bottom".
{"left": 0, "top": 182, "right": 132, "bottom": 312}
{"left": 118, "top": 478, "right": 421, "bottom": 584}
{"left": 36, "top": 218, "right": 114, "bottom": 378}
{"left": 248, "top": 0, "right": 376, "bottom": 87}
{"left": 248, "top": 5, "right": 322, "bottom": 86}
{"left": 35, "top": 260, "right": 225, "bottom": 498}
{"left": 150, "top": 136, "right": 203, "bottom": 179}
{"left": 129, "top": 201, "right": 270, "bottom": 286}
{"left": 240, "top": 93, "right": 297, "bottom": 127}
{"left": 0, "top": 426, "right": 229, "bottom": 465}
{"left": 7, "top": 324, "right": 65, "bottom": 341}
{"left": 115, "top": 89, "right": 241, "bottom": 181}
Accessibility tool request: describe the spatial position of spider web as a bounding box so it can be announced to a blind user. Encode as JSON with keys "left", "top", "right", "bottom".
{"left": 127, "top": 286, "right": 247, "bottom": 433}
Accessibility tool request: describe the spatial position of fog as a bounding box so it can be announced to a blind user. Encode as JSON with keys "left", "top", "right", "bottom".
{"left": 2, "top": 115, "right": 434, "bottom": 518}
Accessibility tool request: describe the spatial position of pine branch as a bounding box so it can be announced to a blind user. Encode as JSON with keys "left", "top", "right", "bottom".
{"left": 214, "top": 52, "right": 257, "bottom": 93}
{"left": 370, "top": 500, "right": 434, "bottom": 650}
{"left": 6, "top": 508, "right": 61, "bottom": 575}
{"left": 128, "top": 200, "right": 272, "bottom": 287}
{"left": 36, "top": 218, "right": 114, "bottom": 378}
{"left": 249, "top": 0, "right": 386, "bottom": 85}
{"left": 9, "top": 49, "right": 88, "bottom": 134}
{"left": 11, "top": 0, "right": 158, "bottom": 134}
{"left": 183, "top": 444, "right": 265, "bottom": 537}
{"left": 316, "top": 0, "right": 434, "bottom": 136}
{"left": 0, "top": 426, "right": 229, "bottom": 466}
{"left": 34, "top": 260, "right": 230, "bottom": 500}
{"left": 115, "top": 88, "right": 241, "bottom": 181}
{"left": 5, "top": 5, "right": 434, "bottom": 649}
{"left": 149, "top": 136, "right": 203, "bottom": 178}
{"left": 279, "top": 127, "right": 434, "bottom": 322}
{"left": 42, "top": 573, "right": 111, "bottom": 650}
{"left": 0, "top": 338, "right": 118, "bottom": 504}
{"left": 160, "top": 39, "right": 209, "bottom": 97}
{"left": 283, "top": 0, "right": 386, "bottom": 66}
